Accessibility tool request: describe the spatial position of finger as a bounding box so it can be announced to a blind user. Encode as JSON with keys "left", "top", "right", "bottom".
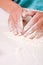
{"left": 35, "top": 17, "right": 43, "bottom": 31}
{"left": 28, "top": 31, "right": 37, "bottom": 39}
{"left": 8, "top": 15, "right": 14, "bottom": 31}
{"left": 8, "top": 15, "right": 18, "bottom": 35}
{"left": 24, "top": 12, "right": 42, "bottom": 33}
{"left": 12, "top": 28, "right": 18, "bottom": 35}
{"left": 23, "top": 23, "right": 37, "bottom": 37}
{"left": 17, "top": 16, "right": 23, "bottom": 35}
{"left": 22, "top": 9, "right": 33, "bottom": 26}
{"left": 23, "top": 16, "right": 32, "bottom": 23}
{"left": 9, "top": 15, "right": 23, "bottom": 35}
{"left": 22, "top": 8, "right": 37, "bottom": 17}
{"left": 24, "top": 17, "right": 43, "bottom": 38}
{"left": 35, "top": 32, "right": 43, "bottom": 39}
{"left": 34, "top": 18, "right": 43, "bottom": 39}
{"left": 23, "top": 17, "right": 42, "bottom": 37}
{"left": 23, "top": 16, "right": 32, "bottom": 27}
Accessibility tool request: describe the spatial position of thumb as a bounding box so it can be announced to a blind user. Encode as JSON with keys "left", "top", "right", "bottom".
{"left": 22, "top": 8, "right": 37, "bottom": 18}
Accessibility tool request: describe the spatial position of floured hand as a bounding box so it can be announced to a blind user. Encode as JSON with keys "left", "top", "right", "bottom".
{"left": 23, "top": 10, "right": 43, "bottom": 39}
{"left": 8, "top": 1, "right": 23, "bottom": 35}
{"left": 8, "top": 7, "right": 35, "bottom": 35}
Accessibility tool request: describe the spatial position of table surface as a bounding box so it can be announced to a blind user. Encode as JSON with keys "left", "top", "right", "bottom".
{"left": 0, "top": 8, "right": 43, "bottom": 65}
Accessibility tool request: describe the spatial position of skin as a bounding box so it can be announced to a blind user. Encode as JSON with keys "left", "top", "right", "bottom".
{"left": 0, "top": 0, "right": 23, "bottom": 35}
{"left": 23, "top": 10, "right": 43, "bottom": 39}
{"left": 0, "top": 0, "right": 43, "bottom": 39}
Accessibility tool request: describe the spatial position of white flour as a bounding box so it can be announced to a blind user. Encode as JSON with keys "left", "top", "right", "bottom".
{"left": 0, "top": 8, "right": 43, "bottom": 65}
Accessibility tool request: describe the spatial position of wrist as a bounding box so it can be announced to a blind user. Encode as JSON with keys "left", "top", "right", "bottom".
{"left": 0, "top": 0, "right": 22, "bottom": 14}
{"left": 0, "top": 0, "right": 16, "bottom": 13}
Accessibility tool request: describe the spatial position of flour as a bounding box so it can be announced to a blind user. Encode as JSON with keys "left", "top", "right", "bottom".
{"left": 0, "top": 8, "right": 43, "bottom": 65}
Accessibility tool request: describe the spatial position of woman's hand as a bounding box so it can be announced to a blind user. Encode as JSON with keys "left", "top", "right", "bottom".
{"left": 23, "top": 10, "right": 43, "bottom": 39}
{"left": 0, "top": 0, "right": 24, "bottom": 35}
{"left": 8, "top": 1, "right": 23, "bottom": 35}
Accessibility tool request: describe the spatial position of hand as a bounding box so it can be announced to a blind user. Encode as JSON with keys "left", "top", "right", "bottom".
{"left": 8, "top": 7, "right": 35, "bottom": 35}
{"left": 23, "top": 10, "right": 43, "bottom": 39}
{"left": 8, "top": 1, "right": 23, "bottom": 35}
{"left": 9, "top": 7, "right": 36, "bottom": 35}
{"left": 0, "top": 0, "right": 23, "bottom": 35}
